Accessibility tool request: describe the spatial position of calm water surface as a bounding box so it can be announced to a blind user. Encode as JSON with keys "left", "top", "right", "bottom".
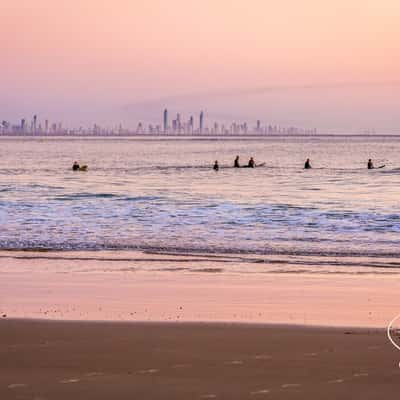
{"left": 1, "top": 136, "right": 400, "bottom": 259}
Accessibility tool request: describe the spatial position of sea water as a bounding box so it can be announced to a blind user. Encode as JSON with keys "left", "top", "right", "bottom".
{"left": 1, "top": 136, "right": 400, "bottom": 260}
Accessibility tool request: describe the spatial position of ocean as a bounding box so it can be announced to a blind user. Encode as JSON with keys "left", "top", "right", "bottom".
{"left": 1, "top": 136, "right": 400, "bottom": 263}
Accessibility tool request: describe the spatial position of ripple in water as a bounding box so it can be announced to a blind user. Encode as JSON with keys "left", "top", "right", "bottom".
{"left": 1, "top": 136, "right": 400, "bottom": 260}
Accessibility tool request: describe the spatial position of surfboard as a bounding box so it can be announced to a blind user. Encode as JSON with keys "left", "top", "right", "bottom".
{"left": 238, "top": 162, "right": 266, "bottom": 168}
{"left": 79, "top": 165, "right": 88, "bottom": 171}
{"left": 377, "top": 165, "right": 385, "bottom": 169}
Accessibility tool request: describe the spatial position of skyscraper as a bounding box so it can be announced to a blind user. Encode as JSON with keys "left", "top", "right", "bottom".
{"left": 21, "top": 118, "right": 26, "bottom": 132}
{"left": 176, "top": 113, "right": 182, "bottom": 134}
{"left": 199, "top": 111, "right": 204, "bottom": 133}
{"left": 163, "top": 109, "right": 168, "bottom": 133}
{"left": 33, "top": 115, "right": 37, "bottom": 132}
{"left": 189, "top": 116, "right": 194, "bottom": 133}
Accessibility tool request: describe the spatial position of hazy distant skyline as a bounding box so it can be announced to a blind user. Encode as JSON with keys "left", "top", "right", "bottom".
{"left": 2, "top": 0, "right": 400, "bottom": 133}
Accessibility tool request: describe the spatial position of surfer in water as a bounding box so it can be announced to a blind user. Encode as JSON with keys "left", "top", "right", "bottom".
{"left": 367, "top": 159, "right": 374, "bottom": 169}
{"left": 304, "top": 158, "right": 312, "bottom": 169}
{"left": 234, "top": 156, "right": 240, "bottom": 168}
{"left": 72, "top": 161, "right": 80, "bottom": 171}
{"left": 248, "top": 157, "right": 255, "bottom": 168}
{"left": 213, "top": 160, "right": 219, "bottom": 171}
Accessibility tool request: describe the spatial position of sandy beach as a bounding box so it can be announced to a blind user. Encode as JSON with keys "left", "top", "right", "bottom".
{"left": 1, "top": 319, "right": 399, "bottom": 400}
{"left": 2, "top": 251, "right": 400, "bottom": 398}
{"left": 2, "top": 251, "right": 400, "bottom": 327}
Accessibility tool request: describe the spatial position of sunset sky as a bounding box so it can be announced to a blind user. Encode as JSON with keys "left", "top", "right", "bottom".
{"left": 2, "top": 0, "right": 400, "bottom": 132}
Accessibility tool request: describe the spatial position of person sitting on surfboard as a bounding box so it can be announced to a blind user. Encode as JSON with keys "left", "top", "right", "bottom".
{"left": 367, "top": 159, "right": 374, "bottom": 169}
{"left": 304, "top": 158, "right": 312, "bottom": 169}
{"left": 234, "top": 156, "right": 240, "bottom": 168}
{"left": 213, "top": 160, "right": 219, "bottom": 171}
{"left": 248, "top": 157, "right": 255, "bottom": 168}
{"left": 72, "top": 161, "right": 80, "bottom": 171}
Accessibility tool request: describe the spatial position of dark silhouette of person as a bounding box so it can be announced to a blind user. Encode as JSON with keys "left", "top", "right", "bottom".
{"left": 72, "top": 161, "right": 80, "bottom": 171}
{"left": 213, "top": 160, "right": 219, "bottom": 171}
{"left": 367, "top": 159, "right": 374, "bottom": 169}
{"left": 304, "top": 158, "right": 312, "bottom": 169}
{"left": 248, "top": 157, "right": 255, "bottom": 168}
{"left": 234, "top": 156, "right": 240, "bottom": 168}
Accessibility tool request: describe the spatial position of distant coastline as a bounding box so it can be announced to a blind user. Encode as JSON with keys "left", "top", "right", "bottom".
{"left": 0, "top": 133, "right": 399, "bottom": 138}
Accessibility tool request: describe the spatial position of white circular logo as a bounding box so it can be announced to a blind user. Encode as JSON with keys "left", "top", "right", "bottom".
{"left": 387, "top": 313, "right": 400, "bottom": 367}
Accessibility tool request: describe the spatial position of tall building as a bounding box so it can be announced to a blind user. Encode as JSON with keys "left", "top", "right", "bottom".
{"left": 136, "top": 122, "right": 143, "bottom": 134}
{"left": 214, "top": 122, "right": 218, "bottom": 135}
{"left": 33, "top": 115, "right": 37, "bottom": 132}
{"left": 199, "top": 111, "right": 204, "bottom": 133}
{"left": 163, "top": 109, "right": 168, "bottom": 133}
{"left": 189, "top": 116, "right": 194, "bottom": 133}
{"left": 176, "top": 113, "right": 182, "bottom": 134}
{"left": 21, "top": 118, "right": 26, "bottom": 132}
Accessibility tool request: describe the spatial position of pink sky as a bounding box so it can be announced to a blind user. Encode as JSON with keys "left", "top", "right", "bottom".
{"left": 1, "top": 0, "right": 400, "bottom": 132}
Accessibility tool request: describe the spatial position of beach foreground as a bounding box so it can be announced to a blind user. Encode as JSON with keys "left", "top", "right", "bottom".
{"left": 1, "top": 319, "right": 399, "bottom": 399}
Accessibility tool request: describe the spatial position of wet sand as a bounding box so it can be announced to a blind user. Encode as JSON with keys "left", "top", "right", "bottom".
{"left": 1, "top": 319, "right": 399, "bottom": 400}
{"left": 2, "top": 251, "right": 400, "bottom": 327}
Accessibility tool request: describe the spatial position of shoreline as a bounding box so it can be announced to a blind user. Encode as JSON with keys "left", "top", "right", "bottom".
{"left": 2, "top": 133, "right": 400, "bottom": 138}
{"left": 3, "top": 247, "right": 400, "bottom": 260}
